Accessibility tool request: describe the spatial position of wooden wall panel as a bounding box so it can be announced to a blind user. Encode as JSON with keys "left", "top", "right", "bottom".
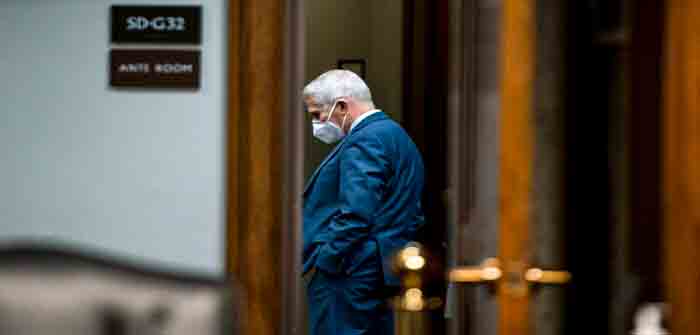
{"left": 663, "top": 0, "right": 700, "bottom": 334}
{"left": 499, "top": 1, "right": 535, "bottom": 335}
{"left": 227, "top": 1, "right": 285, "bottom": 335}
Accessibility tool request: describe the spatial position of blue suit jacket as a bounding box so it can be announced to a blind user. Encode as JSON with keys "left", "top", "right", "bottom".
{"left": 303, "top": 111, "right": 425, "bottom": 286}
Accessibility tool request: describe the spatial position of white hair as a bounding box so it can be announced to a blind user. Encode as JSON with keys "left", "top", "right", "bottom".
{"left": 302, "top": 70, "right": 375, "bottom": 108}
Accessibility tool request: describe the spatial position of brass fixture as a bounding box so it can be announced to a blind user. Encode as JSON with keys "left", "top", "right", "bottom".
{"left": 448, "top": 258, "right": 571, "bottom": 295}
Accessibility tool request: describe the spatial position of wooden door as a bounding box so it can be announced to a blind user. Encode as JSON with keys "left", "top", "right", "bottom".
{"left": 662, "top": 0, "right": 700, "bottom": 334}
{"left": 447, "top": 1, "right": 569, "bottom": 335}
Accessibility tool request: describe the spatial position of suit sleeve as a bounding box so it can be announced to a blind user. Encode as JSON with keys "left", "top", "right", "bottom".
{"left": 314, "top": 134, "right": 390, "bottom": 275}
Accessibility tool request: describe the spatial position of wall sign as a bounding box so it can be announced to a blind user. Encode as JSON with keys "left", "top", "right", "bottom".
{"left": 111, "top": 5, "right": 202, "bottom": 44}
{"left": 338, "top": 59, "right": 367, "bottom": 79}
{"left": 110, "top": 50, "right": 200, "bottom": 89}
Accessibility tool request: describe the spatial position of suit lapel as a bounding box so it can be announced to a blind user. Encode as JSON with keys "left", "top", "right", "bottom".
{"left": 303, "top": 139, "right": 347, "bottom": 196}
{"left": 302, "top": 111, "right": 389, "bottom": 196}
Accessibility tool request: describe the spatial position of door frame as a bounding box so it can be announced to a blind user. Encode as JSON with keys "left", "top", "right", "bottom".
{"left": 225, "top": 1, "right": 305, "bottom": 335}
{"left": 224, "top": 1, "right": 573, "bottom": 335}
{"left": 662, "top": 1, "right": 700, "bottom": 334}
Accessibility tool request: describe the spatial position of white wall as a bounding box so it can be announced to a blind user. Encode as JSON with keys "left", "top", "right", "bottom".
{"left": 0, "top": 0, "right": 227, "bottom": 275}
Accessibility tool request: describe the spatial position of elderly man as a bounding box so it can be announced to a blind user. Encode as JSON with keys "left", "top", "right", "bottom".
{"left": 302, "top": 70, "right": 425, "bottom": 335}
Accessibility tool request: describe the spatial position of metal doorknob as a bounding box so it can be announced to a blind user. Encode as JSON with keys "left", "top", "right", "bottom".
{"left": 448, "top": 258, "right": 503, "bottom": 283}
{"left": 448, "top": 258, "right": 571, "bottom": 288}
{"left": 524, "top": 267, "right": 571, "bottom": 285}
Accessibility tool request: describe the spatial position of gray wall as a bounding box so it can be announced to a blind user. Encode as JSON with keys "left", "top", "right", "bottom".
{"left": 304, "top": 0, "right": 403, "bottom": 177}
{"left": 368, "top": 0, "right": 404, "bottom": 125}
{"left": 0, "top": 0, "right": 227, "bottom": 275}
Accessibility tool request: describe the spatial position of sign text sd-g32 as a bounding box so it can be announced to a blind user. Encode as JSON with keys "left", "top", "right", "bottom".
{"left": 111, "top": 6, "right": 201, "bottom": 44}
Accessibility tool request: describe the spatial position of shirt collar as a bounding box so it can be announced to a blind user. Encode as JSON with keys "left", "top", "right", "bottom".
{"left": 350, "top": 109, "right": 381, "bottom": 132}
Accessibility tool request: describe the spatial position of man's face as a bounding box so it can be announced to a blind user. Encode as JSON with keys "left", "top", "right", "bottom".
{"left": 304, "top": 96, "right": 346, "bottom": 127}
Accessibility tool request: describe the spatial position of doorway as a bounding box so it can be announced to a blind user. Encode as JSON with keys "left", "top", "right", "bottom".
{"left": 304, "top": 0, "right": 450, "bottom": 333}
{"left": 226, "top": 0, "right": 680, "bottom": 334}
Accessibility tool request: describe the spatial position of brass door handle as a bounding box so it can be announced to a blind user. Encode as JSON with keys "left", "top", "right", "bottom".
{"left": 448, "top": 258, "right": 502, "bottom": 283}
{"left": 524, "top": 268, "right": 571, "bottom": 285}
{"left": 448, "top": 259, "right": 571, "bottom": 290}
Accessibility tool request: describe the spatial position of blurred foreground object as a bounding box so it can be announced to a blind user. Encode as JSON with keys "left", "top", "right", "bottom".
{"left": 630, "top": 303, "right": 669, "bottom": 335}
{"left": 0, "top": 243, "right": 242, "bottom": 335}
{"left": 391, "top": 242, "right": 442, "bottom": 335}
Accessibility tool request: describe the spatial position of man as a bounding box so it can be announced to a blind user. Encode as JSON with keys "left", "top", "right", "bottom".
{"left": 302, "top": 70, "right": 425, "bottom": 335}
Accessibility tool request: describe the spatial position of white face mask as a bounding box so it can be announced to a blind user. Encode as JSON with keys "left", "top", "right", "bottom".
{"left": 312, "top": 101, "right": 348, "bottom": 144}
